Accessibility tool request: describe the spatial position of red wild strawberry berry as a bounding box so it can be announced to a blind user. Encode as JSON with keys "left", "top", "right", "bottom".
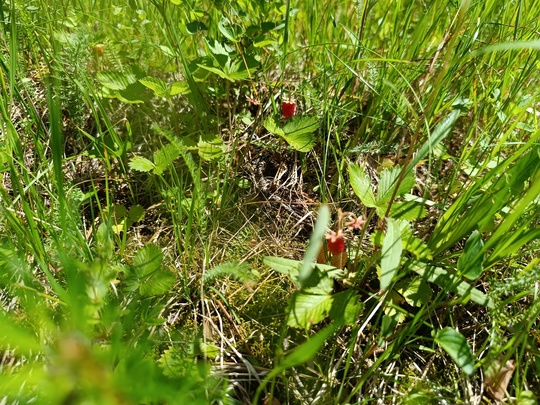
{"left": 281, "top": 101, "right": 296, "bottom": 119}
{"left": 326, "top": 230, "right": 346, "bottom": 255}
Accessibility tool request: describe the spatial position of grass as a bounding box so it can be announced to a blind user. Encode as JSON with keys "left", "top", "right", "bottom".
{"left": 1, "top": 0, "right": 539, "bottom": 403}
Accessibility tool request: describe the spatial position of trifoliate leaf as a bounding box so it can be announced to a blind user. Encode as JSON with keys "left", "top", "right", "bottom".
{"left": 263, "top": 116, "right": 317, "bottom": 152}
{"left": 128, "top": 205, "right": 145, "bottom": 223}
{"left": 97, "top": 65, "right": 145, "bottom": 90}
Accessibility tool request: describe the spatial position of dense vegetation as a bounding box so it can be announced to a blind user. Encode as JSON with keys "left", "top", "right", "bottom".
{"left": 1, "top": 0, "right": 539, "bottom": 403}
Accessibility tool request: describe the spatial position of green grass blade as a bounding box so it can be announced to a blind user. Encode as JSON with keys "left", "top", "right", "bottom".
{"left": 298, "top": 205, "right": 329, "bottom": 288}
{"left": 380, "top": 218, "right": 402, "bottom": 291}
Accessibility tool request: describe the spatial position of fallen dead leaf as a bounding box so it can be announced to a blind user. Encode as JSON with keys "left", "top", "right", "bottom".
{"left": 484, "top": 358, "right": 516, "bottom": 401}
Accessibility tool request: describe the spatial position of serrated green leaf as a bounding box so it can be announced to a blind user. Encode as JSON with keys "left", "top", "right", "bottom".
{"left": 170, "top": 81, "right": 190, "bottom": 95}
{"left": 197, "top": 64, "right": 231, "bottom": 80}
{"left": 218, "top": 17, "right": 240, "bottom": 42}
{"left": 282, "top": 116, "right": 318, "bottom": 152}
{"left": 139, "top": 267, "right": 176, "bottom": 296}
{"left": 264, "top": 116, "right": 317, "bottom": 152}
{"left": 381, "top": 313, "right": 400, "bottom": 338}
{"left": 97, "top": 71, "right": 134, "bottom": 90}
{"left": 329, "top": 290, "right": 363, "bottom": 326}
{"left": 139, "top": 76, "right": 169, "bottom": 97}
{"left": 377, "top": 166, "right": 415, "bottom": 205}
{"left": 206, "top": 38, "right": 230, "bottom": 56}
{"left": 458, "top": 230, "right": 485, "bottom": 280}
{"left": 302, "top": 272, "right": 335, "bottom": 295}
{"left": 154, "top": 143, "right": 180, "bottom": 175}
{"left": 402, "top": 233, "right": 433, "bottom": 260}
{"left": 282, "top": 131, "right": 315, "bottom": 152}
{"left": 128, "top": 205, "right": 145, "bottom": 222}
{"left": 117, "top": 81, "right": 147, "bottom": 103}
{"left": 223, "top": 59, "right": 253, "bottom": 81}
{"left": 387, "top": 200, "right": 427, "bottom": 220}
{"left": 385, "top": 288, "right": 407, "bottom": 313}
{"left": 185, "top": 21, "right": 208, "bottom": 35}
{"left": 380, "top": 218, "right": 402, "bottom": 291}
{"left": 203, "top": 261, "right": 256, "bottom": 284}
{"left": 95, "top": 222, "right": 114, "bottom": 260}
{"left": 129, "top": 156, "right": 155, "bottom": 172}
{"left": 133, "top": 244, "right": 163, "bottom": 278}
{"left": 105, "top": 204, "right": 127, "bottom": 223}
{"left": 395, "top": 277, "right": 432, "bottom": 307}
{"left": 254, "top": 36, "right": 277, "bottom": 48}
{"left": 348, "top": 163, "right": 377, "bottom": 207}
{"left": 263, "top": 116, "right": 285, "bottom": 136}
{"left": 129, "top": 244, "right": 173, "bottom": 296}
{"left": 282, "top": 115, "right": 319, "bottom": 136}
{"left": 97, "top": 65, "right": 145, "bottom": 90}
{"left": 287, "top": 291, "right": 333, "bottom": 328}
{"left": 264, "top": 256, "right": 344, "bottom": 285}
{"left": 159, "top": 347, "right": 185, "bottom": 378}
{"left": 411, "top": 262, "right": 493, "bottom": 308}
{"left": 198, "top": 137, "right": 224, "bottom": 161}
{"left": 435, "top": 327, "right": 476, "bottom": 375}
{"left": 263, "top": 256, "right": 301, "bottom": 277}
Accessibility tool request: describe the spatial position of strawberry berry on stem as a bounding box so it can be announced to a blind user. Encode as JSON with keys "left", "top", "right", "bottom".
{"left": 281, "top": 101, "right": 296, "bottom": 119}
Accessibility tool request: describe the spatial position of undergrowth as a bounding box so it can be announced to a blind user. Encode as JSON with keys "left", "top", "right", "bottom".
{"left": 1, "top": 0, "right": 539, "bottom": 404}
